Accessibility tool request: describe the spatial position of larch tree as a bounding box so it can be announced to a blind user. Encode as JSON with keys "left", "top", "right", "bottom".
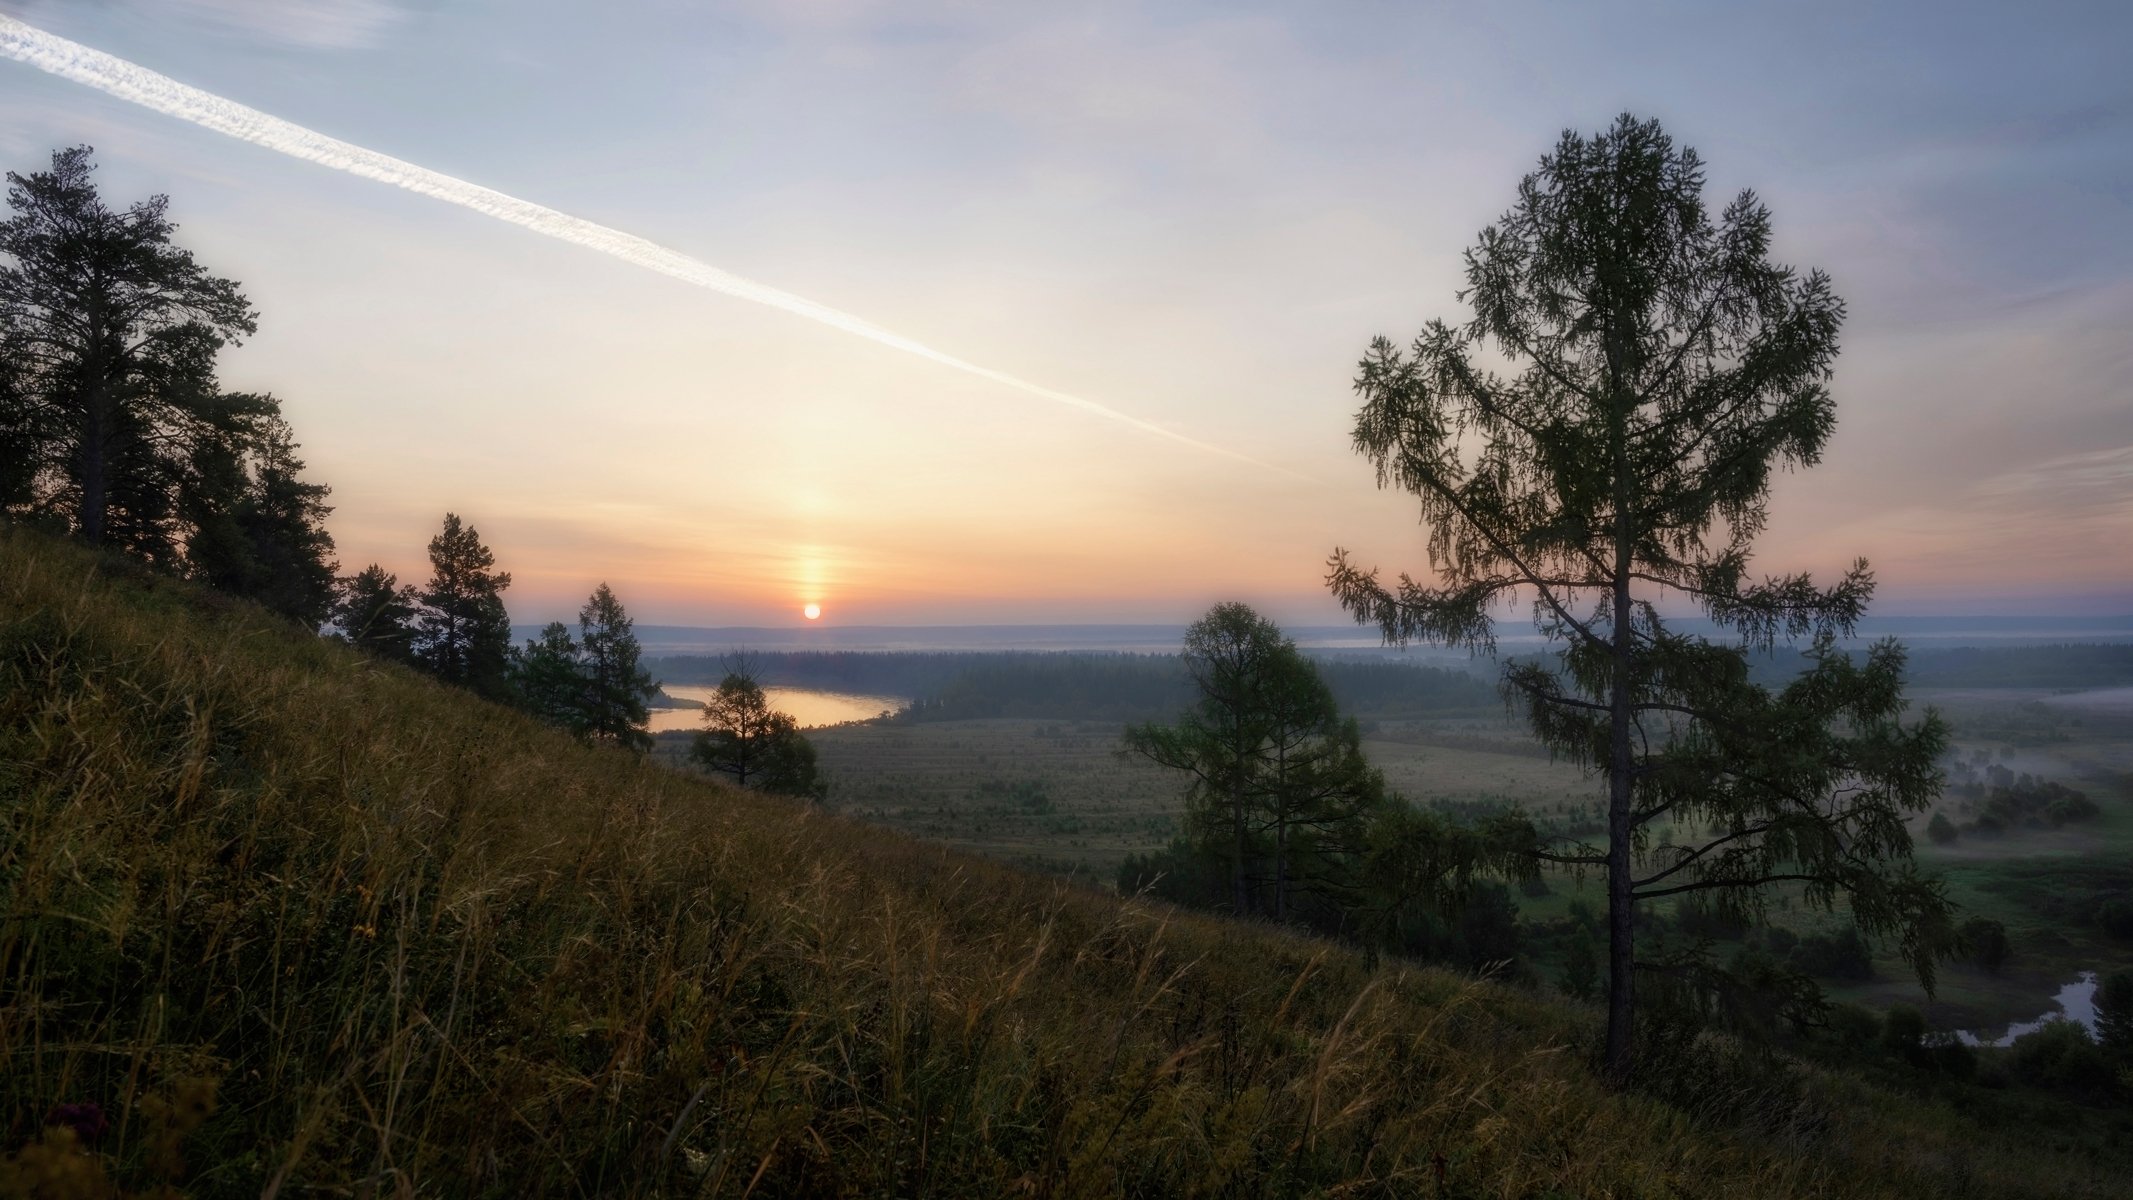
{"left": 1325, "top": 114, "right": 1949, "bottom": 1083}
{"left": 578, "top": 582, "right": 656, "bottom": 751}
{"left": 1124, "top": 603, "right": 1294, "bottom": 916}
{"left": 1125, "top": 602, "right": 1390, "bottom": 921}
{"left": 414, "top": 513, "right": 514, "bottom": 700}
{"left": 0, "top": 146, "right": 256, "bottom": 561}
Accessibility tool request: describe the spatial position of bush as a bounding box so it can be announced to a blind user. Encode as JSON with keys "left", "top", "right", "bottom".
{"left": 1789, "top": 927, "right": 1875, "bottom": 982}
{"left": 2006, "top": 1021, "right": 2118, "bottom": 1098}
{"left": 1825, "top": 1003, "right": 1881, "bottom": 1049}
{"left": 1957, "top": 917, "right": 2011, "bottom": 974}
{"left": 1882, "top": 1005, "right": 1926, "bottom": 1060}
{"left": 2098, "top": 897, "right": 2133, "bottom": 940}
{"left": 1926, "top": 812, "right": 1959, "bottom": 845}
{"left": 2097, "top": 970, "right": 2133, "bottom": 1056}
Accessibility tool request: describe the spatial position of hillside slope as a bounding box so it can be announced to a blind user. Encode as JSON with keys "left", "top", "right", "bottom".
{"left": 0, "top": 527, "right": 2118, "bottom": 1198}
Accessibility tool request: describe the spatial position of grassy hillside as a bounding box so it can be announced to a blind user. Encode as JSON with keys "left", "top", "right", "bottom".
{"left": 0, "top": 527, "right": 2122, "bottom": 1198}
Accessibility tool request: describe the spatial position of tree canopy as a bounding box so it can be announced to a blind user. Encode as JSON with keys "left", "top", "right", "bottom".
{"left": 1, "top": 146, "right": 336, "bottom": 615}
{"left": 1326, "top": 114, "right": 1949, "bottom": 1082}
{"left": 414, "top": 513, "right": 514, "bottom": 701}
{"left": 691, "top": 668, "right": 822, "bottom": 798}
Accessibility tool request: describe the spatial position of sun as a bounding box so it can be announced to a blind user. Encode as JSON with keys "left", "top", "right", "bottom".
{"left": 803, "top": 603, "right": 822, "bottom": 621}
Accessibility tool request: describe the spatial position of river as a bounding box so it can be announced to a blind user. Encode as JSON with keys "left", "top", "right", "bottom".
{"left": 1954, "top": 972, "right": 2101, "bottom": 1048}
{"left": 645, "top": 685, "right": 907, "bottom": 734}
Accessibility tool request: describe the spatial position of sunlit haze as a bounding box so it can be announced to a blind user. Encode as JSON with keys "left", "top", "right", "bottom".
{"left": 3, "top": 0, "right": 2126, "bottom": 626}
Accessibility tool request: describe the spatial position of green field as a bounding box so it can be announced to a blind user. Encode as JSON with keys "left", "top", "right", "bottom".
{"left": 655, "top": 679, "right": 2133, "bottom": 1037}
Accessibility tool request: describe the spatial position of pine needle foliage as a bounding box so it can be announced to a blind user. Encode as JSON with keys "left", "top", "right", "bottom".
{"left": 1326, "top": 115, "right": 1951, "bottom": 1082}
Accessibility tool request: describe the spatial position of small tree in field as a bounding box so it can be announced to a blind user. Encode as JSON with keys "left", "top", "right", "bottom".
{"left": 1125, "top": 603, "right": 1394, "bottom": 921}
{"left": 1326, "top": 114, "right": 1949, "bottom": 1082}
{"left": 692, "top": 668, "right": 821, "bottom": 797}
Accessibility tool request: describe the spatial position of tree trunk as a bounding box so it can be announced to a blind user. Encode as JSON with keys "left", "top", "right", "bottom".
{"left": 1604, "top": 586, "right": 1636, "bottom": 1084}
{"left": 1232, "top": 774, "right": 1250, "bottom": 916}
{"left": 1603, "top": 311, "right": 1638, "bottom": 1086}
{"left": 78, "top": 398, "right": 107, "bottom": 545}
{"left": 1273, "top": 742, "right": 1289, "bottom": 922}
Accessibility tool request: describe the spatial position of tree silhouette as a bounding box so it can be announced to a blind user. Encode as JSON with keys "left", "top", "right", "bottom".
{"left": 333, "top": 564, "right": 421, "bottom": 662}
{"left": 1326, "top": 115, "right": 1949, "bottom": 1082}
{"left": 691, "top": 667, "right": 821, "bottom": 797}
{"left": 1125, "top": 603, "right": 1390, "bottom": 919}
{"left": 513, "top": 621, "right": 589, "bottom": 734}
{"left": 186, "top": 406, "right": 338, "bottom": 625}
{"left": 578, "top": 583, "right": 656, "bottom": 751}
{"left": 414, "top": 513, "right": 513, "bottom": 700}
{"left": 0, "top": 146, "right": 256, "bottom": 560}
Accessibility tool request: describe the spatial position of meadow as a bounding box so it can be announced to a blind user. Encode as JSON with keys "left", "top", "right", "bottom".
{"left": 651, "top": 663, "right": 2133, "bottom": 1041}
{"left": 9, "top": 526, "right": 2133, "bottom": 1196}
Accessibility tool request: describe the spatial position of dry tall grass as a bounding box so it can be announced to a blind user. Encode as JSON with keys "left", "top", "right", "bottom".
{"left": 0, "top": 528, "right": 2117, "bottom": 1197}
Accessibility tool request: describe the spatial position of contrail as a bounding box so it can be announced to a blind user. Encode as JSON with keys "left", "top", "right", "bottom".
{"left": 0, "top": 15, "right": 1305, "bottom": 479}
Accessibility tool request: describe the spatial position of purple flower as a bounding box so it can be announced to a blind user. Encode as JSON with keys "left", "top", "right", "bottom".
{"left": 46, "top": 1102, "right": 109, "bottom": 1144}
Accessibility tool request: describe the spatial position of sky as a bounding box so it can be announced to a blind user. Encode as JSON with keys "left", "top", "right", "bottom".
{"left": 0, "top": 0, "right": 2127, "bottom": 627}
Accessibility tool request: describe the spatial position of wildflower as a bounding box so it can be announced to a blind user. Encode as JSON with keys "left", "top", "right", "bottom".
{"left": 45, "top": 1102, "right": 108, "bottom": 1144}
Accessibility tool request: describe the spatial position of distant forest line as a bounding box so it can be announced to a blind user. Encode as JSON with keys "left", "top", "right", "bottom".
{"left": 643, "top": 641, "right": 2133, "bottom": 728}
{"left": 644, "top": 651, "right": 1500, "bottom": 722}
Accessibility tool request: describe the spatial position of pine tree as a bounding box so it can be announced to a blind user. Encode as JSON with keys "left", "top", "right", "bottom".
{"left": 691, "top": 669, "right": 821, "bottom": 797}
{"left": 1125, "top": 603, "right": 1393, "bottom": 920}
{"left": 513, "top": 621, "right": 589, "bottom": 735}
{"left": 0, "top": 146, "right": 256, "bottom": 559}
{"left": 1326, "top": 115, "right": 1949, "bottom": 1082}
{"left": 414, "top": 513, "right": 513, "bottom": 700}
{"left": 186, "top": 405, "right": 337, "bottom": 625}
{"left": 332, "top": 564, "right": 421, "bottom": 662}
{"left": 578, "top": 583, "right": 656, "bottom": 751}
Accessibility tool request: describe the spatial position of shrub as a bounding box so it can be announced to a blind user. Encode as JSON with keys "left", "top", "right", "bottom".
{"left": 2007, "top": 1022, "right": 2118, "bottom": 1098}
{"left": 1926, "top": 812, "right": 1959, "bottom": 845}
{"left": 2098, "top": 897, "right": 2133, "bottom": 940}
{"left": 1882, "top": 1005, "right": 1927, "bottom": 1060}
{"left": 1957, "top": 917, "right": 2012, "bottom": 974}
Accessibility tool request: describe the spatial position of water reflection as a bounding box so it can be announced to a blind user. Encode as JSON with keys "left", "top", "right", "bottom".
{"left": 646, "top": 685, "right": 906, "bottom": 734}
{"left": 1955, "top": 972, "right": 2100, "bottom": 1048}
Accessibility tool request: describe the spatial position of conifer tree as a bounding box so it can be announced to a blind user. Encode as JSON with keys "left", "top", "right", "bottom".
{"left": 414, "top": 513, "right": 513, "bottom": 700}
{"left": 513, "top": 621, "right": 589, "bottom": 734}
{"left": 332, "top": 564, "right": 420, "bottom": 662}
{"left": 1326, "top": 115, "right": 1949, "bottom": 1082}
{"left": 578, "top": 583, "right": 656, "bottom": 751}
{"left": 0, "top": 146, "right": 256, "bottom": 559}
{"left": 1125, "top": 603, "right": 1393, "bottom": 920}
{"left": 187, "top": 406, "right": 337, "bottom": 625}
{"left": 692, "top": 668, "right": 821, "bottom": 797}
